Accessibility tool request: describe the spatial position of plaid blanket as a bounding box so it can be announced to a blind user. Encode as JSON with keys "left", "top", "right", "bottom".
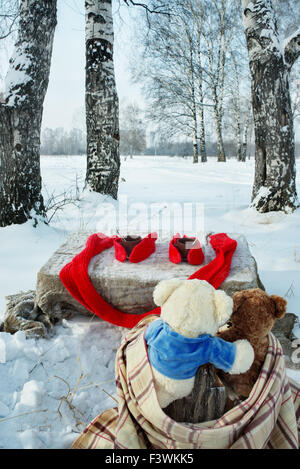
{"left": 71, "top": 316, "right": 300, "bottom": 449}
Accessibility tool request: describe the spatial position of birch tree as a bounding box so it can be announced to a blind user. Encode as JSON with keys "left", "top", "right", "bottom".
{"left": 230, "top": 56, "right": 243, "bottom": 161}
{"left": 141, "top": 6, "right": 202, "bottom": 163}
{"left": 134, "top": 0, "right": 243, "bottom": 163}
{"left": 241, "top": 0, "right": 300, "bottom": 213}
{"left": 85, "top": 0, "right": 120, "bottom": 199}
{"left": 201, "top": 5, "right": 226, "bottom": 162}
{"left": 132, "top": 0, "right": 207, "bottom": 163}
{"left": 0, "top": 0, "right": 57, "bottom": 227}
{"left": 186, "top": 0, "right": 207, "bottom": 161}
{"left": 240, "top": 106, "right": 253, "bottom": 161}
{"left": 200, "top": 0, "right": 242, "bottom": 162}
{"left": 195, "top": 10, "right": 207, "bottom": 162}
{"left": 224, "top": 45, "right": 253, "bottom": 162}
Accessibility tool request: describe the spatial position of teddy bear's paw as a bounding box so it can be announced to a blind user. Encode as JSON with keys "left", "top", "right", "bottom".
{"left": 157, "top": 391, "right": 176, "bottom": 409}
{"left": 229, "top": 339, "right": 254, "bottom": 375}
{"left": 151, "top": 368, "right": 195, "bottom": 408}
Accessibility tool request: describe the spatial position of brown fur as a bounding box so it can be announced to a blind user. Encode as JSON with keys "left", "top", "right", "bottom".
{"left": 217, "top": 288, "right": 287, "bottom": 400}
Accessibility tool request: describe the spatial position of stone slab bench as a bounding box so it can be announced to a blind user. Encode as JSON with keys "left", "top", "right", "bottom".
{"left": 34, "top": 231, "right": 264, "bottom": 321}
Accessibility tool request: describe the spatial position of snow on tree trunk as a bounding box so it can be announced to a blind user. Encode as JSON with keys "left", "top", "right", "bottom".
{"left": 0, "top": 0, "right": 57, "bottom": 227}
{"left": 85, "top": 0, "right": 120, "bottom": 200}
{"left": 242, "top": 0, "right": 299, "bottom": 213}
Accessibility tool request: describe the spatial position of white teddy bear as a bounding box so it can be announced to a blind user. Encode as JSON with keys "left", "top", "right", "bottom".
{"left": 145, "top": 278, "right": 255, "bottom": 409}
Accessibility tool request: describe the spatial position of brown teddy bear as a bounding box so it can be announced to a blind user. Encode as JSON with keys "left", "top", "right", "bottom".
{"left": 216, "top": 288, "right": 287, "bottom": 401}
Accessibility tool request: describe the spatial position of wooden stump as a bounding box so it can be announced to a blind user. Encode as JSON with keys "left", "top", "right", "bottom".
{"left": 164, "top": 364, "right": 227, "bottom": 423}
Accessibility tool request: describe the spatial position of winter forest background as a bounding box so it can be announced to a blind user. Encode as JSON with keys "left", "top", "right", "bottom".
{"left": 4, "top": 0, "right": 299, "bottom": 161}
{"left": 0, "top": 0, "right": 300, "bottom": 450}
{"left": 0, "top": 0, "right": 300, "bottom": 215}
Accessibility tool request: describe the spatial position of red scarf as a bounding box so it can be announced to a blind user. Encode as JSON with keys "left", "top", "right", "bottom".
{"left": 59, "top": 233, "right": 237, "bottom": 328}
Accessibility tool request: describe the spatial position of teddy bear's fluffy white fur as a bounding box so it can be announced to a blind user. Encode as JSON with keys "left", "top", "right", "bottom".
{"left": 149, "top": 278, "right": 254, "bottom": 409}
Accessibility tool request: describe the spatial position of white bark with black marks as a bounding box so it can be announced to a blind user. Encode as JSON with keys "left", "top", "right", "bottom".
{"left": 229, "top": 52, "right": 244, "bottom": 161}
{"left": 284, "top": 27, "right": 300, "bottom": 72}
{"left": 241, "top": 110, "right": 252, "bottom": 162}
{"left": 242, "top": 0, "right": 299, "bottom": 213}
{"left": 204, "top": 8, "right": 228, "bottom": 163}
{"left": 0, "top": 0, "right": 57, "bottom": 227}
{"left": 85, "top": 0, "right": 120, "bottom": 199}
{"left": 187, "top": 31, "right": 199, "bottom": 164}
{"left": 196, "top": 24, "right": 207, "bottom": 163}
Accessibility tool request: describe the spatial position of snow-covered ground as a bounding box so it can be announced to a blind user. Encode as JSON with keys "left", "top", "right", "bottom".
{"left": 0, "top": 154, "right": 300, "bottom": 449}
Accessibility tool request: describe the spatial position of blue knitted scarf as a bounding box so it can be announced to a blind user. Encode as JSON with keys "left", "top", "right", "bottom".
{"left": 145, "top": 319, "right": 236, "bottom": 380}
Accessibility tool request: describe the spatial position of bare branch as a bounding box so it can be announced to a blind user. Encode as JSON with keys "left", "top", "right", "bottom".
{"left": 0, "top": 0, "right": 19, "bottom": 41}
{"left": 284, "top": 28, "right": 300, "bottom": 71}
{"left": 123, "top": 0, "right": 169, "bottom": 15}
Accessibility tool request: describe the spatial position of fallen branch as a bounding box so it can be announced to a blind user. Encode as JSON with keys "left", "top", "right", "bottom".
{"left": 0, "top": 409, "right": 48, "bottom": 424}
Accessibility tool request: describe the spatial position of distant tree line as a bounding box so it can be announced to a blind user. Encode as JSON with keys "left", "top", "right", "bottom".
{"left": 146, "top": 140, "right": 300, "bottom": 158}
{"left": 144, "top": 139, "right": 254, "bottom": 158}
{"left": 41, "top": 127, "right": 86, "bottom": 155}
{"left": 41, "top": 123, "right": 300, "bottom": 159}
{"left": 40, "top": 102, "right": 148, "bottom": 158}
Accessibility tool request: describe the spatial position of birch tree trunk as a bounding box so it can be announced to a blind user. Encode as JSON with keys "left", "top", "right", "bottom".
{"left": 0, "top": 0, "right": 57, "bottom": 227}
{"left": 230, "top": 52, "right": 243, "bottom": 161}
{"left": 242, "top": 0, "right": 300, "bottom": 212}
{"left": 215, "top": 6, "right": 227, "bottom": 163}
{"left": 198, "top": 93, "right": 207, "bottom": 162}
{"left": 85, "top": 0, "right": 120, "bottom": 200}
{"left": 241, "top": 109, "right": 252, "bottom": 162}
{"left": 188, "top": 36, "right": 199, "bottom": 164}
{"left": 206, "top": 39, "right": 226, "bottom": 162}
{"left": 192, "top": 127, "right": 199, "bottom": 164}
{"left": 197, "top": 32, "right": 207, "bottom": 163}
{"left": 235, "top": 116, "right": 243, "bottom": 161}
{"left": 212, "top": 90, "right": 226, "bottom": 162}
{"left": 241, "top": 120, "right": 249, "bottom": 162}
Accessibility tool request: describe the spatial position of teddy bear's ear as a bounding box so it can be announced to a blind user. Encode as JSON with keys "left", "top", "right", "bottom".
{"left": 213, "top": 289, "right": 233, "bottom": 326}
{"left": 153, "top": 278, "right": 184, "bottom": 307}
{"left": 232, "top": 290, "right": 247, "bottom": 312}
{"left": 270, "top": 295, "right": 287, "bottom": 319}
